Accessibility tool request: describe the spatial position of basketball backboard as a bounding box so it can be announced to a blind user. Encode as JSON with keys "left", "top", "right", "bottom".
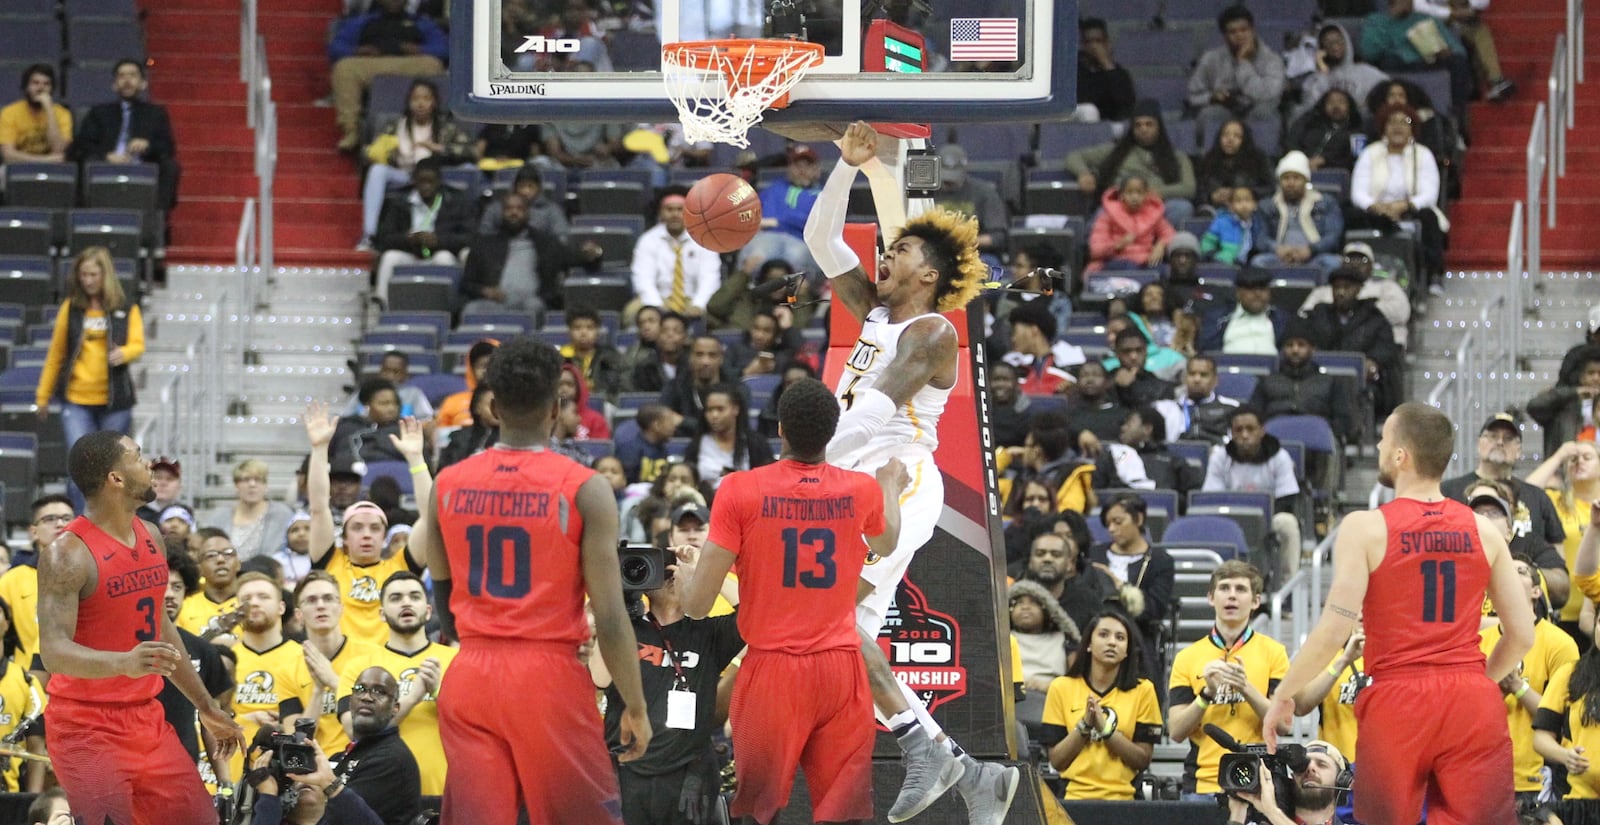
{"left": 450, "top": 1, "right": 1075, "bottom": 132}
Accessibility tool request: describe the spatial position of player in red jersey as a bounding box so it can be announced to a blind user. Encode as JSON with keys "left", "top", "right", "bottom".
{"left": 680, "top": 376, "right": 909, "bottom": 825}
{"left": 1264, "top": 403, "right": 1534, "bottom": 824}
{"left": 38, "top": 431, "right": 244, "bottom": 824}
{"left": 411, "top": 336, "right": 650, "bottom": 825}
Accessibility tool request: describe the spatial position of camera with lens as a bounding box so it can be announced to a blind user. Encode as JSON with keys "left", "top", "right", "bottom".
{"left": 271, "top": 716, "right": 319, "bottom": 776}
{"left": 1210, "top": 725, "right": 1306, "bottom": 822}
{"left": 620, "top": 541, "right": 671, "bottom": 593}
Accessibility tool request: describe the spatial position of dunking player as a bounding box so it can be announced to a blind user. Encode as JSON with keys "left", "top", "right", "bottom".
{"left": 1263, "top": 403, "right": 1534, "bottom": 824}
{"left": 412, "top": 337, "right": 651, "bottom": 824}
{"left": 803, "top": 120, "right": 1017, "bottom": 822}
{"left": 680, "top": 376, "right": 906, "bottom": 824}
{"left": 38, "top": 431, "right": 244, "bottom": 823}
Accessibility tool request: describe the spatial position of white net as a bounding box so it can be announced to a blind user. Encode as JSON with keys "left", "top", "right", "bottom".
{"left": 661, "top": 40, "right": 824, "bottom": 148}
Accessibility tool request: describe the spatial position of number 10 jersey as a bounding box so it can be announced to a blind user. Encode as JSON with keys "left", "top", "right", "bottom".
{"left": 434, "top": 446, "right": 594, "bottom": 647}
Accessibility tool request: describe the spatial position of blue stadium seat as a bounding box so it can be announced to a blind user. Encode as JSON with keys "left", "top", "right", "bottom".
{"left": 406, "top": 373, "right": 466, "bottom": 406}
{"left": 1209, "top": 352, "right": 1278, "bottom": 376}
{"left": 1036, "top": 122, "right": 1115, "bottom": 164}
{"left": 0, "top": 17, "right": 62, "bottom": 64}
{"left": 1215, "top": 371, "right": 1258, "bottom": 400}
{"left": 1163, "top": 515, "right": 1250, "bottom": 560}
{"left": 949, "top": 123, "right": 1035, "bottom": 164}
{"left": 376, "top": 312, "right": 451, "bottom": 337}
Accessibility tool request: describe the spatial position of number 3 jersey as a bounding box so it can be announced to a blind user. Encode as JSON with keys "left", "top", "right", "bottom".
{"left": 434, "top": 446, "right": 594, "bottom": 647}
{"left": 49, "top": 516, "right": 168, "bottom": 704}
{"left": 1364, "top": 497, "right": 1493, "bottom": 679}
{"left": 830, "top": 307, "right": 953, "bottom": 467}
{"left": 707, "top": 459, "right": 885, "bottom": 655}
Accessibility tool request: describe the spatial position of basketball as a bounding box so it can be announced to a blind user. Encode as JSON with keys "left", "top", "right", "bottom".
{"left": 683, "top": 173, "right": 762, "bottom": 253}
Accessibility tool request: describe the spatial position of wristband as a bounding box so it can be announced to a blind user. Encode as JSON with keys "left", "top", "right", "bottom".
{"left": 1514, "top": 680, "right": 1531, "bottom": 699}
{"left": 1098, "top": 716, "right": 1117, "bottom": 740}
{"left": 1194, "top": 694, "right": 1211, "bottom": 709}
{"left": 409, "top": 463, "right": 428, "bottom": 475}
{"left": 1328, "top": 664, "right": 1344, "bottom": 678}
{"left": 1074, "top": 718, "right": 1094, "bottom": 737}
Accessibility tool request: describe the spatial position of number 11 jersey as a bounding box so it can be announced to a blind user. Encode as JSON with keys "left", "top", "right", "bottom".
{"left": 1364, "top": 497, "right": 1492, "bottom": 679}
{"left": 708, "top": 459, "right": 885, "bottom": 655}
{"left": 434, "top": 446, "right": 594, "bottom": 647}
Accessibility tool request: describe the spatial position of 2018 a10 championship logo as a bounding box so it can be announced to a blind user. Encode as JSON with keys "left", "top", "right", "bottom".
{"left": 878, "top": 577, "right": 968, "bottom": 712}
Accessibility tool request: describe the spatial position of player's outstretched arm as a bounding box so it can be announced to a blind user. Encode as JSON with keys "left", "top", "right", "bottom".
{"left": 804, "top": 121, "right": 879, "bottom": 321}
{"left": 1264, "top": 510, "right": 1377, "bottom": 750}
{"left": 411, "top": 483, "right": 457, "bottom": 643}
{"left": 828, "top": 317, "right": 957, "bottom": 461}
{"left": 1481, "top": 513, "right": 1535, "bottom": 683}
{"left": 577, "top": 475, "right": 651, "bottom": 761}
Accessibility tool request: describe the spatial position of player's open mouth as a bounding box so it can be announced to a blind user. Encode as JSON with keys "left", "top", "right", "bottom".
{"left": 876, "top": 263, "right": 890, "bottom": 282}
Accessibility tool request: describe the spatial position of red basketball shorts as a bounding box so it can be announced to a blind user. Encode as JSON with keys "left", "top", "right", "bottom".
{"left": 437, "top": 639, "right": 622, "bottom": 825}
{"left": 729, "top": 648, "right": 874, "bottom": 825}
{"left": 45, "top": 696, "right": 214, "bottom": 825}
{"left": 1354, "top": 666, "right": 1515, "bottom": 825}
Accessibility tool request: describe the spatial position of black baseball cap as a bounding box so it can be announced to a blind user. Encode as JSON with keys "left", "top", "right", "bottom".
{"left": 671, "top": 502, "right": 709, "bottom": 525}
{"left": 1480, "top": 413, "right": 1521, "bottom": 439}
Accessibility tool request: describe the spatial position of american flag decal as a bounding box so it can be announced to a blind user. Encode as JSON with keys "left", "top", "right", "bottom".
{"left": 950, "top": 18, "right": 1018, "bottom": 61}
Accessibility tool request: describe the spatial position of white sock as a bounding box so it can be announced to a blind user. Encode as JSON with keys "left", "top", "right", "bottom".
{"left": 896, "top": 679, "right": 959, "bottom": 754}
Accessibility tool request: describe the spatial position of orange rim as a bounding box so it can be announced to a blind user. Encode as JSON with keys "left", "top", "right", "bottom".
{"left": 664, "top": 38, "right": 825, "bottom": 109}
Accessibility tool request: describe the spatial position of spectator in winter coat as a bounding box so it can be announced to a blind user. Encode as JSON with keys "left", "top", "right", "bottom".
{"left": 1196, "top": 266, "right": 1289, "bottom": 355}
{"left": 1203, "top": 407, "right": 1304, "bottom": 587}
{"left": 1195, "top": 119, "right": 1276, "bottom": 213}
{"left": 1301, "top": 266, "right": 1402, "bottom": 414}
{"left": 1088, "top": 176, "right": 1175, "bottom": 272}
{"left": 1187, "top": 5, "right": 1287, "bottom": 148}
{"left": 1287, "top": 89, "right": 1366, "bottom": 172}
{"left": 1299, "top": 241, "right": 1412, "bottom": 347}
{"left": 558, "top": 362, "right": 610, "bottom": 440}
{"left": 1200, "top": 187, "right": 1259, "bottom": 266}
{"left": 1294, "top": 23, "right": 1389, "bottom": 122}
{"left": 1066, "top": 98, "right": 1197, "bottom": 226}
{"left": 1250, "top": 151, "right": 1346, "bottom": 274}
{"left": 1247, "top": 321, "right": 1355, "bottom": 441}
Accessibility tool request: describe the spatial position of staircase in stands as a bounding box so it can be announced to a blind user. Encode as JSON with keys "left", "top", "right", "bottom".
{"left": 144, "top": 0, "right": 366, "bottom": 266}
{"left": 1451, "top": 0, "right": 1600, "bottom": 269}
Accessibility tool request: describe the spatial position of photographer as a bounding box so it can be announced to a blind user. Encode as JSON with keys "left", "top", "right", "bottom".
{"left": 590, "top": 544, "right": 744, "bottom": 825}
{"left": 1225, "top": 740, "right": 1350, "bottom": 825}
{"left": 331, "top": 667, "right": 421, "bottom": 825}
{"left": 249, "top": 739, "right": 383, "bottom": 825}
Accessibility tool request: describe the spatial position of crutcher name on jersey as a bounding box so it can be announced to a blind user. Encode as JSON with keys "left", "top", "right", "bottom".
{"left": 760, "top": 495, "right": 857, "bottom": 521}
{"left": 447, "top": 489, "right": 552, "bottom": 518}
{"left": 1399, "top": 530, "right": 1476, "bottom": 555}
{"left": 105, "top": 564, "right": 167, "bottom": 598}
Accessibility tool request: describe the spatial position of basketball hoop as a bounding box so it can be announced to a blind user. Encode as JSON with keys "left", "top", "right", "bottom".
{"left": 661, "top": 38, "right": 826, "bottom": 148}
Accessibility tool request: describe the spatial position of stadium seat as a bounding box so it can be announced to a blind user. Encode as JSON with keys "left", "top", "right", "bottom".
{"left": 949, "top": 123, "right": 1035, "bottom": 164}
{"left": 359, "top": 348, "right": 439, "bottom": 374}
{"left": 1186, "top": 491, "right": 1273, "bottom": 556}
{"left": 1036, "top": 122, "right": 1115, "bottom": 164}
{"left": 563, "top": 276, "right": 631, "bottom": 315}
{"left": 362, "top": 330, "right": 438, "bottom": 352}
{"left": 1168, "top": 545, "right": 1227, "bottom": 643}
{"left": 0, "top": 367, "right": 41, "bottom": 406}
{"left": 575, "top": 181, "right": 647, "bottom": 216}
{"left": 0, "top": 210, "right": 55, "bottom": 258}
{"left": 69, "top": 18, "right": 146, "bottom": 62}
{"left": 457, "top": 310, "right": 534, "bottom": 330}
{"left": 573, "top": 214, "right": 647, "bottom": 235}
{"left": 1208, "top": 352, "right": 1278, "bottom": 376}
{"left": 1390, "top": 69, "right": 1454, "bottom": 116}
{"left": 1117, "top": 30, "right": 1197, "bottom": 70}
{"left": 375, "top": 312, "right": 451, "bottom": 337}
{"left": 1311, "top": 168, "right": 1350, "bottom": 201}
{"left": 3, "top": 163, "right": 77, "bottom": 211}
{"left": 567, "top": 226, "right": 636, "bottom": 267}
{"left": 406, "top": 373, "right": 465, "bottom": 406}
{"left": 1214, "top": 371, "right": 1258, "bottom": 400}
{"left": 392, "top": 263, "right": 462, "bottom": 290}
{"left": 386, "top": 276, "right": 454, "bottom": 313}
{"left": 1162, "top": 515, "right": 1250, "bottom": 561}
{"left": 1166, "top": 119, "right": 1199, "bottom": 154}
{"left": 0, "top": 17, "right": 62, "bottom": 64}
{"left": 441, "top": 167, "right": 484, "bottom": 197}
{"left": 1168, "top": 440, "right": 1211, "bottom": 477}
{"left": 362, "top": 460, "right": 414, "bottom": 495}
{"left": 68, "top": 209, "right": 144, "bottom": 261}
{"left": 1024, "top": 181, "right": 1094, "bottom": 217}
{"left": 575, "top": 440, "right": 614, "bottom": 461}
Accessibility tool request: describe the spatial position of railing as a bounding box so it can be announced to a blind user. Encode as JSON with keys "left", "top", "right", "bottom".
{"left": 1270, "top": 530, "right": 1337, "bottom": 739}
{"left": 135, "top": 298, "right": 226, "bottom": 486}
{"left": 240, "top": 0, "right": 275, "bottom": 346}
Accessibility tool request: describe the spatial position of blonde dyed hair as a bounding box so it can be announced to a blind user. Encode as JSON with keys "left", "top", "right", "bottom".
{"left": 68, "top": 246, "right": 127, "bottom": 311}
{"left": 233, "top": 458, "right": 269, "bottom": 483}
{"left": 892, "top": 207, "right": 987, "bottom": 314}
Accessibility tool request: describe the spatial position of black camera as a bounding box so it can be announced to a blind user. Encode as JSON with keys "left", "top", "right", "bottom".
{"left": 271, "top": 717, "right": 319, "bottom": 776}
{"left": 620, "top": 541, "right": 670, "bottom": 593}
{"left": 1208, "top": 725, "right": 1306, "bottom": 821}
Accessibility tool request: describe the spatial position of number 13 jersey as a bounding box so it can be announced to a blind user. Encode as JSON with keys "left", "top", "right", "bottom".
{"left": 1364, "top": 497, "right": 1492, "bottom": 679}
{"left": 708, "top": 460, "right": 885, "bottom": 655}
{"left": 435, "top": 446, "right": 593, "bottom": 647}
{"left": 831, "top": 307, "right": 954, "bottom": 466}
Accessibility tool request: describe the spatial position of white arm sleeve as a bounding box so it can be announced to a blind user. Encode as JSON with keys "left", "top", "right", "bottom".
{"left": 803, "top": 160, "right": 862, "bottom": 279}
{"left": 825, "top": 387, "right": 896, "bottom": 462}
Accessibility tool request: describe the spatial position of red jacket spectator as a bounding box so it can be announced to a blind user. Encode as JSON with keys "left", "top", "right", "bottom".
{"left": 1088, "top": 181, "right": 1175, "bottom": 272}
